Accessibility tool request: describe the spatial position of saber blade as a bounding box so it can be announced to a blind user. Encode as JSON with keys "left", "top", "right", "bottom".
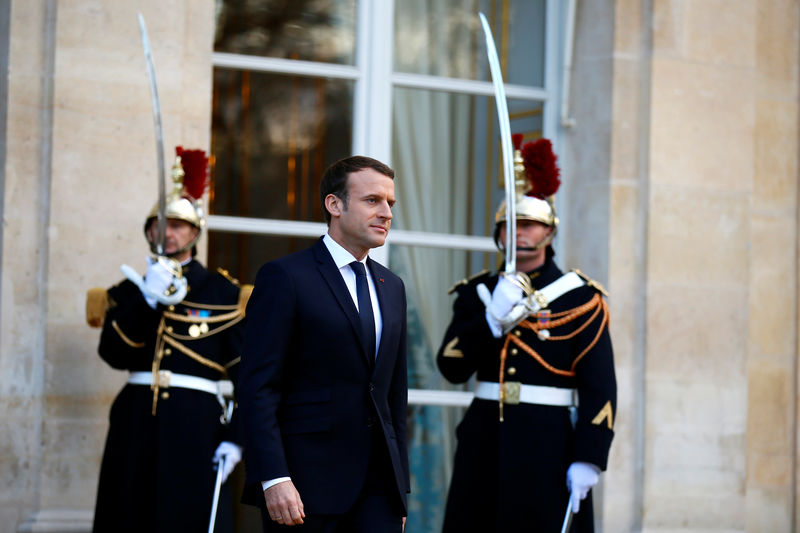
{"left": 137, "top": 13, "right": 167, "bottom": 256}
{"left": 559, "top": 495, "right": 573, "bottom": 533}
{"left": 478, "top": 12, "right": 516, "bottom": 273}
{"left": 208, "top": 455, "right": 225, "bottom": 533}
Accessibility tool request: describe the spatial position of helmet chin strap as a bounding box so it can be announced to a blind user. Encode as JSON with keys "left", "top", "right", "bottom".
{"left": 147, "top": 234, "right": 199, "bottom": 258}
{"left": 498, "top": 231, "right": 556, "bottom": 254}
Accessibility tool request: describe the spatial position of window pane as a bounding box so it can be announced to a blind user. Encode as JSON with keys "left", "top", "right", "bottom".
{"left": 392, "top": 86, "right": 545, "bottom": 240}
{"left": 214, "top": 0, "right": 357, "bottom": 65}
{"left": 393, "top": 0, "right": 546, "bottom": 87}
{"left": 207, "top": 232, "right": 319, "bottom": 286}
{"left": 406, "top": 403, "right": 466, "bottom": 533}
{"left": 390, "top": 88, "right": 547, "bottom": 532}
{"left": 211, "top": 69, "right": 353, "bottom": 221}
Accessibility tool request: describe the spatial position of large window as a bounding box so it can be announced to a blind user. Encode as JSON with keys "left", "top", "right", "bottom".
{"left": 210, "top": 1, "right": 565, "bottom": 530}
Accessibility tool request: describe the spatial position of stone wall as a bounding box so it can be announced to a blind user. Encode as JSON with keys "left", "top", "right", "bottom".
{"left": 1, "top": 1, "right": 213, "bottom": 531}
{"left": 603, "top": 1, "right": 797, "bottom": 532}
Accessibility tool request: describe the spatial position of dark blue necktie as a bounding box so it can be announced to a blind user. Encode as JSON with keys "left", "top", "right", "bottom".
{"left": 350, "top": 261, "right": 376, "bottom": 359}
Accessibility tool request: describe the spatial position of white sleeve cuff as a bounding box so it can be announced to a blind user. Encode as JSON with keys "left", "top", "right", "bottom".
{"left": 261, "top": 477, "right": 291, "bottom": 492}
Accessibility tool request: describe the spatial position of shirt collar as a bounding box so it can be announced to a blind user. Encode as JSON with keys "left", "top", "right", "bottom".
{"left": 323, "top": 232, "right": 367, "bottom": 270}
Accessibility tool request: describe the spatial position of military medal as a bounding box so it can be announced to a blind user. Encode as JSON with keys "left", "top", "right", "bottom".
{"left": 187, "top": 308, "right": 211, "bottom": 337}
{"left": 536, "top": 310, "right": 551, "bottom": 340}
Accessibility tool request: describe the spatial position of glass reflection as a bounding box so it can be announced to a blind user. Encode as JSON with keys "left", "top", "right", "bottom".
{"left": 209, "top": 69, "right": 353, "bottom": 281}
{"left": 214, "top": 0, "right": 357, "bottom": 64}
{"left": 393, "top": 0, "right": 546, "bottom": 87}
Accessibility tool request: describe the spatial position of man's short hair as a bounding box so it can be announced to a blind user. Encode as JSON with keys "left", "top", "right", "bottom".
{"left": 319, "top": 156, "right": 395, "bottom": 225}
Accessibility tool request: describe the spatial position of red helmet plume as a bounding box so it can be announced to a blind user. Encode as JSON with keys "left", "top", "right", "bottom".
{"left": 176, "top": 146, "right": 209, "bottom": 201}
{"left": 520, "top": 138, "right": 561, "bottom": 199}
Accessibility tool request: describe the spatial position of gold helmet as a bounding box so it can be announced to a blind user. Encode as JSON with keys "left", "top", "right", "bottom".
{"left": 144, "top": 146, "right": 209, "bottom": 256}
{"left": 493, "top": 135, "right": 561, "bottom": 251}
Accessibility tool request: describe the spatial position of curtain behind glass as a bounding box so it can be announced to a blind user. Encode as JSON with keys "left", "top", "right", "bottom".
{"left": 391, "top": 1, "right": 479, "bottom": 531}
{"left": 392, "top": 2, "right": 549, "bottom": 530}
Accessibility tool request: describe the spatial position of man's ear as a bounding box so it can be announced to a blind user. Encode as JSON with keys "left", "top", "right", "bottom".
{"left": 325, "top": 194, "right": 342, "bottom": 219}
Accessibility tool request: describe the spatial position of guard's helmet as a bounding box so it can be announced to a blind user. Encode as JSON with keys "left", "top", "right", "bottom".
{"left": 493, "top": 135, "right": 561, "bottom": 251}
{"left": 144, "top": 146, "right": 209, "bottom": 256}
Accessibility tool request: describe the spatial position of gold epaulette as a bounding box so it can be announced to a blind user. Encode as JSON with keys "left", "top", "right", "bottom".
{"left": 86, "top": 288, "right": 109, "bottom": 328}
{"left": 448, "top": 269, "right": 490, "bottom": 295}
{"left": 238, "top": 284, "right": 254, "bottom": 316}
{"left": 216, "top": 267, "right": 240, "bottom": 286}
{"left": 572, "top": 269, "right": 609, "bottom": 297}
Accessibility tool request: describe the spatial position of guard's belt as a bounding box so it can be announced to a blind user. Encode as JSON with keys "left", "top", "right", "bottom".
{"left": 475, "top": 380, "right": 576, "bottom": 407}
{"left": 128, "top": 370, "right": 233, "bottom": 399}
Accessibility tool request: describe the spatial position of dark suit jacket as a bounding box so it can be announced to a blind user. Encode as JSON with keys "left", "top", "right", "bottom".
{"left": 239, "top": 237, "right": 409, "bottom": 515}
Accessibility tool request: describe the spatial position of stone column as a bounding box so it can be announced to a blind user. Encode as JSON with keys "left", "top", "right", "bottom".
{"left": 3, "top": 1, "right": 214, "bottom": 532}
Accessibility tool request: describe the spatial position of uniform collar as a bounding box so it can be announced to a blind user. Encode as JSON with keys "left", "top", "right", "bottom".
{"left": 526, "top": 257, "right": 563, "bottom": 288}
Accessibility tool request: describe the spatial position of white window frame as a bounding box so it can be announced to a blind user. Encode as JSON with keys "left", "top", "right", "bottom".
{"left": 209, "top": 0, "right": 565, "bottom": 407}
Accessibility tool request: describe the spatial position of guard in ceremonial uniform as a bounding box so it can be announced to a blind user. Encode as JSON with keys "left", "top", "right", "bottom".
{"left": 437, "top": 136, "right": 616, "bottom": 533}
{"left": 87, "top": 148, "right": 250, "bottom": 533}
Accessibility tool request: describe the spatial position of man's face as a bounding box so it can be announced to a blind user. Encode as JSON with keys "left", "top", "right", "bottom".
{"left": 327, "top": 168, "right": 395, "bottom": 258}
{"left": 499, "top": 219, "right": 552, "bottom": 262}
{"left": 146, "top": 218, "right": 199, "bottom": 258}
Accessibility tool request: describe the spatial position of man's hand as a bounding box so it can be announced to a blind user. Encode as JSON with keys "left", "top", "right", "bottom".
{"left": 566, "top": 462, "right": 600, "bottom": 513}
{"left": 264, "top": 480, "right": 305, "bottom": 526}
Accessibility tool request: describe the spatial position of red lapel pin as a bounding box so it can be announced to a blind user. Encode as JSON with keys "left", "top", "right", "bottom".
{"left": 379, "top": 278, "right": 384, "bottom": 283}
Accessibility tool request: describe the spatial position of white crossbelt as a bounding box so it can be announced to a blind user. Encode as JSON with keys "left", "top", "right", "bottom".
{"left": 128, "top": 370, "right": 233, "bottom": 398}
{"left": 475, "top": 381, "right": 576, "bottom": 407}
{"left": 529, "top": 271, "right": 585, "bottom": 311}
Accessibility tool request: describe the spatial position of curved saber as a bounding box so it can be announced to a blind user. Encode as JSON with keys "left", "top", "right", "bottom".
{"left": 208, "top": 455, "right": 225, "bottom": 533}
{"left": 478, "top": 12, "right": 516, "bottom": 273}
{"left": 560, "top": 496, "right": 574, "bottom": 533}
{"left": 137, "top": 13, "right": 167, "bottom": 256}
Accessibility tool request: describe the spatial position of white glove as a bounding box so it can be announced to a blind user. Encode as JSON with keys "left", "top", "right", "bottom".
{"left": 120, "top": 257, "right": 188, "bottom": 308}
{"left": 212, "top": 441, "right": 242, "bottom": 484}
{"left": 480, "top": 276, "right": 524, "bottom": 338}
{"left": 566, "top": 462, "right": 599, "bottom": 514}
{"left": 143, "top": 257, "right": 174, "bottom": 309}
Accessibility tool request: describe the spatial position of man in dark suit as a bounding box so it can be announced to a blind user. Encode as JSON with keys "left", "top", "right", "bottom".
{"left": 239, "top": 156, "right": 409, "bottom": 532}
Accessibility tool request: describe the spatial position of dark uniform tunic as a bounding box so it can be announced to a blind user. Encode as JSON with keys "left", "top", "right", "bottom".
{"left": 92, "top": 260, "right": 247, "bottom": 533}
{"left": 437, "top": 258, "right": 616, "bottom": 533}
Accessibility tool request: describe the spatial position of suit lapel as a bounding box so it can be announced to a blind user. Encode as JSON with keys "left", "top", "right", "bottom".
{"left": 313, "top": 239, "right": 373, "bottom": 366}
{"left": 368, "top": 258, "right": 396, "bottom": 375}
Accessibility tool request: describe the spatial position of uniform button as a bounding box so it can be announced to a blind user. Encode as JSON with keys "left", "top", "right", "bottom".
{"left": 164, "top": 348, "right": 172, "bottom": 356}
{"left": 510, "top": 348, "right": 518, "bottom": 356}
{"left": 166, "top": 326, "right": 173, "bottom": 333}
{"left": 514, "top": 330, "right": 521, "bottom": 337}
{"left": 160, "top": 391, "right": 170, "bottom": 400}
{"left": 507, "top": 367, "right": 517, "bottom": 376}
{"left": 168, "top": 305, "right": 175, "bottom": 311}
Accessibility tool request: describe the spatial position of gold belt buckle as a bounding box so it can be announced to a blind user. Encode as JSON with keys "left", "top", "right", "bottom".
{"left": 157, "top": 370, "right": 172, "bottom": 388}
{"left": 503, "top": 381, "right": 521, "bottom": 405}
